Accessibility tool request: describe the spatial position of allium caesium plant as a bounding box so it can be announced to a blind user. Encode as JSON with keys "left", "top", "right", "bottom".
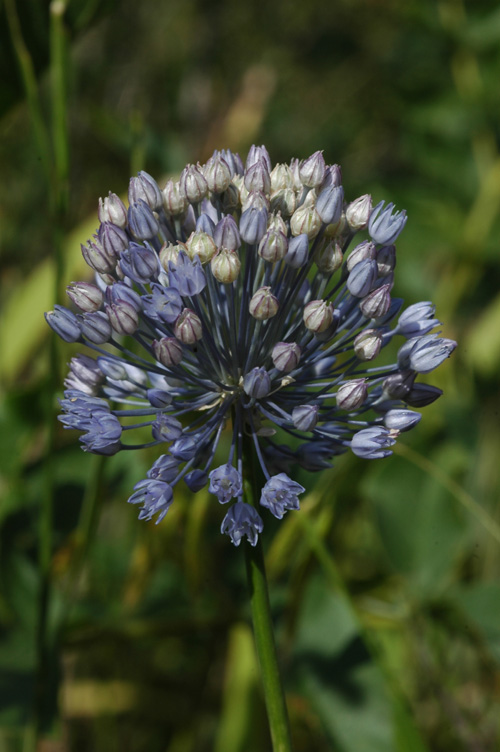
{"left": 46, "top": 147, "right": 456, "bottom": 546}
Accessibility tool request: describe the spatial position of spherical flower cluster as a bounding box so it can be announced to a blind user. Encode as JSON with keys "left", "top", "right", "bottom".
{"left": 46, "top": 146, "right": 456, "bottom": 546}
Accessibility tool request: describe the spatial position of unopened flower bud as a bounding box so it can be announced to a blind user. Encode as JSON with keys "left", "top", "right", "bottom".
{"left": 180, "top": 163, "right": 208, "bottom": 203}
{"left": 270, "top": 188, "right": 297, "bottom": 217}
{"left": 98, "top": 192, "right": 128, "bottom": 227}
{"left": 316, "top": 184, "right": 344, "bottom": 224}
{"left": 369, "top": 201, "right": 407, "bottom": 245}
{"left": 299, "top": 151, "right": 326, "bottom": 188}
{"left": 79, "top": 311, "right": 112, "bottom": 343}
{"left": 129, "top": 171, "right": 162, "bottom": 210}
{"left": 196, "top": 213, "right": 215, "bottom": 237}
{"left": 292, "top": 405, "right": 319, "bottom": 431}
{"left": 153, "top": 336, "right": 183, "bottom": 367}
{"left": 336, "top": 379, "right": 367, "bottom": 410}
{"left": 382, "top": 371, "right": 415, "bottom": 400}
{"left": 81, "top": 238, "right": 115, "bottom": 274}
{"left": 405, "top": 383, "right": 443, "bottom": 407}
{"left": 159, "top": 242, "right": 185, "bottom": 271}
{"left": 45, "top": 306, "right": 80, "bottom": 342}
{"left": 270, "top": 163, "right": 294, "bottom": 191}
{"left": 249, "top": 287, "right": 279, "bottom": 320}
{"left": 128, "top": 201, "right": 159, "bottom": 240}
{"left": 272, "top": 342, "right": 301, "bottom": 372}
{"left": 376, "top": 245, "right": 396, "bottom": 276}
{"left": 315, "top": 239, "right": 343, "bottom": 273}
{"left": 346, "top": 241, "right": 376, "bottom": 272}
{"left": 211, "top": 248, "right": 241, "bottom": 283}
{"left": 240, "top": 192, "right": 269, "bottom": 244}
{"left": 360, "top": 284, "right": 391, "bottom": 319}
{"left": 174, "top": 308, "right": 203, "bottom": 344}
{"left": 244, "top": 159, "right": 271, "bottom": 194}
{"left": 162, "top": 180, "right": 189, "bottom": 216}
{"left": 106, "top": 301, "right": 139, "bottom": 335}
{"left": 285, "top": 233, "right": 309, "bottom": 268}
{"left": 383, "top": 409, "right": 421, "bottom": 432}
{"left": 214, "top": 215, "right": 241, "bottom": 250}
{"left": 320, "top": 164, "right": 342, "bottom": 190}
{"left": 303, "top": 300, "right": 334, "bottom": 333}
{"left": 347, "top": 259, "right": 378, "bottom": 297}
{"left": 204, "top": 154, "right": 232, "bottom": 193}
{"left": 246, "top": 145, "right": 271, "bottom": 171}
{"left": 258, "top": 228, "right": 288, "bottom": 262}
{"left": 290, "top": 205, "right": 322, "bottom": 239}
{"left": 67, "top": 281, "right": 103, "bottom": 312}
{"left": 99, "top": 222, "right": 129, "bottom": 257}
{"left": 220, "top": 183, "right": 240, "bottom": 213}
{"left": 185, "top": 231, "right": 217, "bottom": 264}
{"left": 353, "top": 329, "right": 382, "bottom": 360}
{"left": 346, "top": 194, "right": 372, "bottom": 230}
{"left": 243, "top": 367, "right": 271, "bottom": 398}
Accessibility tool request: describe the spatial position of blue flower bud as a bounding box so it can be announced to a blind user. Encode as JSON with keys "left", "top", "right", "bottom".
{"left": 107, "top": 282, "right": 142, "bottom": 311}
{"left": 129, "top": 171, "right": 163, "bottom": 210}
{"left": 79, "top": 311, "right": 112, "bottom": 343}
{"left": 128, "top": 200, "right": 159, "bottom": 240}
{"left": 170, "top": 436, "right": 198, "bottom": 461}
{"left": 209, "top": 464, "right": 243, "bottom": 503}
{"left": 221, "top": 148, "right": 244, "bottom": 176}
{"left": 397, "top": 301, "right": 440, "bottom": 338}
{"left": 347, "top": 259, "right": 378, "bottom": 297}
{"left": 152, "top": 414, "right": 183, "bottom": 441}
{"left": 45, "top": 306, "right": 81, "bottom": 342}
{"left": 260, "top": 473, "right": 305, "bottom": 519}
{"left": 376, "top": 244, "right": 396, "bottom": 276}
{"left": 214, "top": 215, "right": 241, "bottom": 250}
{"left": 316, "top": 184, "right": 344, "bottom": 224}
{"left": 119, "top": 241, "right": 159, "bottom": 284}
{"left": 292, "top": 405, "right": 319, "bottom": 431}
{"left": 284, "top": 233, "right": 309, "bottom": 268}
{"left": 195, "top": 213, "right": 216, "bottom": 237}
{"left": 351, "top": 426, "right": 398, "bottom": 459}
{"left": 147, "top": 389, "right": 173, "bottom": 408}
{"left": 147, "top": 454, "right": 179, "bottom": 482}
{"left": 368, "top": 200, "right": 407, "bottom": 245}
{"left": 80, "top": 411, "right": 122, "bottom": 455}
{"left": 405, "top": 383, "right": 443, "bottom": 407}
{"left": 246, "top": 145, "right": 271, "bottom": 171}
{"left": 240, "top": 195, "right": 268, "bottom": 244}
{"left": 243, "top": 367, "right": 271, "bottom": 398}
{"left": 244, "top": 158, "right": 271, "bottom": 194}
{"left": 98, "top": 222, "right": 129, "bottom": 257}
{"left": 398, "top": 334, "right": 457, "bottom": 374}
{"left": 184, "top": 469, "right": 208, "bottom": 492}
{"left": 221, "top": 501, "right": 263, "bottom": 546}
{"left": 382, "top": 370, "right": 415, "bottom": 400}
{"left": 383, "top": 409, "right": 421, "bottom": 431}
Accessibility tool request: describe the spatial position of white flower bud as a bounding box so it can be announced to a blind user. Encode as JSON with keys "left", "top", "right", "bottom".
{"left": 211, "top": 249, "right": 241, "bottom": 283}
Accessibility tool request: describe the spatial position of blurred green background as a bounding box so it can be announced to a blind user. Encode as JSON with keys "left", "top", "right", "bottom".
{"left": 1, "top": 0, "right": 500, "bottom": 750}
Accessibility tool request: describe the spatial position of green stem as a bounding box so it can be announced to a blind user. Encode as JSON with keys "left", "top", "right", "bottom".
{"left": 242, "top": 467, "right": 293, "bottom": 752}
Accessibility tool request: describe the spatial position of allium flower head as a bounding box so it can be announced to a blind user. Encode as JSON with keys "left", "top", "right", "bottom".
{"left": 46, "top": 146, "right": 456, "bottom": 546}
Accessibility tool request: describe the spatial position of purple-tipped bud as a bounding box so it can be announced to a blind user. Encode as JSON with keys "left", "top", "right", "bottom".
{"left": 221, "top": 148, "right": 244, "bottom": 176}
{"left": 147, "top": 389, "right": 173, "bottom": 408}
{"left": 195, "top": 213, "right": 215, "bottom": 237}
{"left": 368, "top": 201, "right": 407, "bottom": 245}
{"left": 152, "top": 414, "right": 183, "bottom": 442}
{"left": 398, "top": 334, "right": 457, "bottom": 374}
{"left": 347, "top": 259, "right": 378, "bottom": 298}
{"left": 214, "top": 215, "right": 241, "bottom": 250}
{"left": 67, "top": 281, "right": 103, "bottom": 312}
{"left": 353, "top": 329, "right": 383, "bottom": 361}
{"left": 346, "top": 241, "right": 376, "bottom": 272}
{"left": 315, "top": 184, "right": 344, "bottom": 224}
{"left": 260, "top": 473, "right": 305, "bottom": 520}
{"left": 147, "top": 454, "right": 179, "bottom": 483}
{"left": 258, "top": 228, "right": 288, "bottom": 262}
{"left": 81, "top": 238, "right": 115, "bottom": 274}
{"left": 249, "top": 287, "right": 279, "bottom": 320}
{"left": 351, "top": 426, "right": 398, "bottom": 459}
{"left": 128, "top": 171, "right": 162, "bottom": 210}
{"left": 244, "top": 159, "right": 271, "bottom": 194}
{"left": 153, "top": 337, "right": 183, "bottom": 367}
{"left": 209, "top": 464, "right": 243, "bottom": 503}
{"left": 336, "top": 379, "right": 367, "bottom": 410}
{"left": 240, "top": 192, "right": 268, "bottom": 244}
{"left": 170, "top": 436, "right": 198, "bottom": 461}
{"left": 299, "top": 151, "right": 326, "bottom": 188}
{"left": 292, "top": 405, "right": 319, "bottom": 431}
{"left": 405, "top": 383, "right": 443, "bottom": 407}
{"left": 246, "top": 145, "right": 271, "bottom": 171}
{"left": 243, "top": 367, "right": 271, "bottom": 398}
{"left": 376, "top": 245, "right": 396, "bottom": 276}
{"left": 315, "top": 240, "right": 343, "bottom": 273}
{"left": 105, "top": 301, "right": 139, "bottom": 335}
{"left": 346, "top": 194, "right": 372, "bottom": 230}
{"left": 120, "top": 242, "right": 159, "bottom": 284}
{"left": 98, "top": 192, "right": 128, "bottom": 228}
{"left": 204, "top": 154, "right": 232, "bottom": 193}
{"left": 397, "top": 302, "right": 441, "bottom": 338}
{"left": 360, "top": 283, "right": 391, "bottom": 319}
{"left": 272, "top": 342, "right": 301, "bottom": 372}
{"left": 290, "top": 205, "right": 322, "bottom": 239}
{"left": 184, "top": 469, "right": 208, "bottom": 492}
{"left": 162, "top": 180, "right": 189, "bottom": 216}
{"left": 185, "top": 230, "right": 217, "bottom": 264}
{"left": 79, "top": 311, "right": 112, "bottom": 343}
{"left": 320, "top": 164, "right": 342, "bottom": 190}
{"left": 45, "top": 306, "right": 81, "bottom": 342}
{"left": 180, "top": 163, "right": 208, "bottom": 203}
{"left": 303, "top": 300, "right": 334, "bottom": 333}
{"left": 174, "top": 308, "right": 203, "bottom": 344}
{"left": 128, "top": 201, "right": 159, "bottom": 240}
{"left": 98, "top": 222, "right": 129, "bottom": 257}
{"left": 106, "top": 282, "right": 142, "bottom": 311}
{"left": 221, "top": 501, "right": 263, "bottom": 547}
{"left": 284, "top": 233, "right": 309, "bottom": 268}
{"left": 383, "top": 409, "right": 421, "bottom": 432}
{"left": 211, "top": 248, "right": 241, "bottom": 283}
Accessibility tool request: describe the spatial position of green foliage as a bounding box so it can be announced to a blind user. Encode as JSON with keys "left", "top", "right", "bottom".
{"left": 1, "top": 0, "right": 500, "bottom": 749}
